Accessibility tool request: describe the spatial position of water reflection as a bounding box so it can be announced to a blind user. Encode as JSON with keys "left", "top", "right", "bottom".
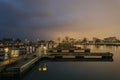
{"left": 1, "top": 45, "right": 120, "bottom": 80}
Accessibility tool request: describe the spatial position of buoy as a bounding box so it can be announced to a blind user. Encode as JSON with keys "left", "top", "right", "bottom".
{"left": 43, "top": 67, "right": 47, "bottom": 71}
{"left": 38, "top": 67, "right": 42, "bottom": 71}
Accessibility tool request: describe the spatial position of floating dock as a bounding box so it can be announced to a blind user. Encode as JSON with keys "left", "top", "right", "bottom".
{"left": 0, "top": 52, "right": 113, "bottom": 77}
{"left": 48, "top": 49, "right": 90, "bottom": 53}
{"left": 0, "top": 54, "right": 41, "bottom": 77}
{"left": 45, "top": 52, "right": 113, "bottom": 61}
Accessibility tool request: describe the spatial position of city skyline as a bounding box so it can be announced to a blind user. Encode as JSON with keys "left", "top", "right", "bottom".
{"left": 0, "top": 0, "right": 120, "bottom": 40}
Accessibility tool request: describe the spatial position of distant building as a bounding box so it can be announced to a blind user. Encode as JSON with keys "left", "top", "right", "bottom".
{"left": 104, "top": 37, "right": 119, "bottom": 43}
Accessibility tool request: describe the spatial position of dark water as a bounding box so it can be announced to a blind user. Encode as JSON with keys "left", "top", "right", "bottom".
{"left": 1, "top": 45, "right": 120, "bottom": 80}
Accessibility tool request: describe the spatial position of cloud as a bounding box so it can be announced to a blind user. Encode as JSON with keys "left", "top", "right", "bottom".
{"left": 0, "top": 0, "right": 120, "bottom": 40}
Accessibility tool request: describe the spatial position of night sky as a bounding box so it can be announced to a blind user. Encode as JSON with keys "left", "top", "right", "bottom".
{"left": 0, "top": 0, "right": 120, "bottom": 40}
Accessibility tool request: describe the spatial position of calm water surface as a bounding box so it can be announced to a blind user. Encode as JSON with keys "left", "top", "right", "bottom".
{"left": 2, "top": 45, "right": 120, "bottom": 80}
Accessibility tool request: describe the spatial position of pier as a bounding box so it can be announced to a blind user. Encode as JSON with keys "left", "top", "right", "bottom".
{"left": 46, "top": 52, "right": 113, "bottom": 61}
{"left": 47, "top": 52, "right": 113, "bottom": 59}
{"left": 0, "top": 50, "right": 113, "bottom": 77}
{"left": 0, "top": 54, "right": 40, "bottom": 77}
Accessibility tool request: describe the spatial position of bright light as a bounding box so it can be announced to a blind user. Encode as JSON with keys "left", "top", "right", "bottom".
{"left": 43, "top": 67, "right": 47, "bottom": 71}
{"left": 38, "top": 67, "right": 42, "bottom": 71}
{"left": 4, "top": 48, "right": 9, "bottom": 53}
{"left": 38, "top": 67, "right": 47, "bottom": 71}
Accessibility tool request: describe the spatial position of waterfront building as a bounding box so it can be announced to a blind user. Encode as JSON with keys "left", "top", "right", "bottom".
{"left": 104, "top": 37, "right": 119, "bottom": 43}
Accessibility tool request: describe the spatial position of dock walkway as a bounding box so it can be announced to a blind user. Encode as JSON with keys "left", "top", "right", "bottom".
{"left": 0, "top": 52, "right": 113, "bottom": 77}
{"left": 0, "top": 53, "right": 39, "bottom": 77}
{"left": 0, "top": 56, "right": 25, "bottom": 72}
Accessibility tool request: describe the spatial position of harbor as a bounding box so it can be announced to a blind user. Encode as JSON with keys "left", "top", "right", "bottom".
{"left": 0, "top": 0, "right": 120, "bottom": 80}
{"left": 0, "top": 37, "right": 116, "bottom": 79}
{"left": 0, "top": 44, "right": 113, "bottom": 78}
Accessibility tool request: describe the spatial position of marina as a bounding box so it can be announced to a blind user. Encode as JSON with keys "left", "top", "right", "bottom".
{"left": 0, "top": 0, "right": 120, "bottom": 80}
{"left": 0, "top": 38, "right": 116, "bottom": 79}
{"left": 0, "top": 51, "right": 113, "bottom": 77}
